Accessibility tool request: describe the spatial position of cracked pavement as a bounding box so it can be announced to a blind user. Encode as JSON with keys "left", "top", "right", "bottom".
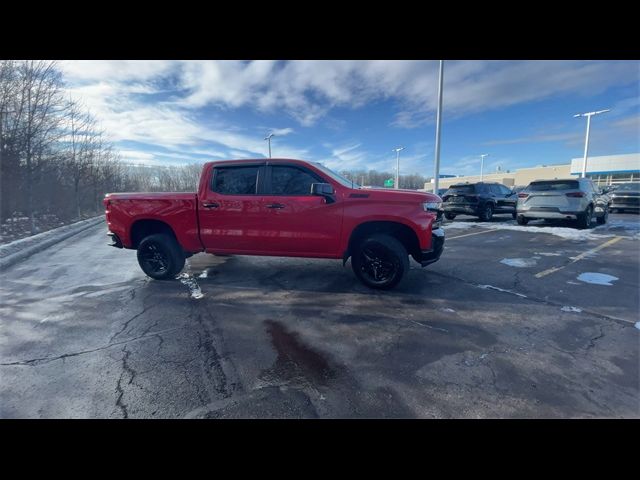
{"left": 0, "top": 215, "right": 638, "bottom": 418}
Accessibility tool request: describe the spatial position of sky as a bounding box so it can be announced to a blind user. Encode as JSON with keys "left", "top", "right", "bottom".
{"left": 61, "top": 60, "right": 640, "bottom": 177}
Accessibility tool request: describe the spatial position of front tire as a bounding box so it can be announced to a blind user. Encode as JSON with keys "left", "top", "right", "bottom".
{"left": 137, "top": 233, "right": 186, "bottom": 280}
{"left": 444, "top": 212, "right": 456, "bottom": 220}
{"left": 516, "top": 215, "right": 529, "bottom": 225}
{"left": 352, "top": 234, "right": 409, "bottom": 290}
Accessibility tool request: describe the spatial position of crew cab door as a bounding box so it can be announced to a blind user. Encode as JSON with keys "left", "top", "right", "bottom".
{"left": 258, "top": 164, "right": 343, "bottom": 256}
{"left": 198, "top": 163, "right": 267, "bottom": 251}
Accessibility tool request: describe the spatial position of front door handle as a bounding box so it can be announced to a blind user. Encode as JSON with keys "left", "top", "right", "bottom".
{"left": 203, "top": 202, "right": 219, "bottom": 208}
{"left": 266, "top": 203, "right": 285, "bottom": 209}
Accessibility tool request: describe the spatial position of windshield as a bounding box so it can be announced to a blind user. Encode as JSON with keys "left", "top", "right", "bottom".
{"left": 527, "top": 180, "right": 579, "bottom": 191}
{"left": 313, "top": 162, "right": 360, "bottom": 189}
{"left": 616, "top": 183, "right": 640, "bottom": 191}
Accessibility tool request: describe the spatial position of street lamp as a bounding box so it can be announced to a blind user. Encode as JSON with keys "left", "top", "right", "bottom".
{"left": 573, "top": 109, "right": 610, "bottom": 178}
{"left": 433, "top": 60, "right": 444, "bottom": 194}
{"left": 393, "top": 146, "right": 404, "bottom": 189}
{"left": 264, "top": 133, "right": 274, "bottom": 158}
{"left": 479, "top": 154, "right": 489, "bottom": 181}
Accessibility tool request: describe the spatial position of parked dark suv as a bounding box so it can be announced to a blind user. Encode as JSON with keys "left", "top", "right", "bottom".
{"left": 441, "top": 182, "right": 517, "bottom": 221}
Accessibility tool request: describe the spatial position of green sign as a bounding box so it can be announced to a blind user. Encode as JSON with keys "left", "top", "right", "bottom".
{"left": 384, "top": 178, "right": 394, "bottom": 187}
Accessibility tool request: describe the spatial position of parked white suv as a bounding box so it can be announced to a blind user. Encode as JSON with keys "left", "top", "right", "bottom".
{"left": 516, "top": 178, "right": 609, "bottom": 229}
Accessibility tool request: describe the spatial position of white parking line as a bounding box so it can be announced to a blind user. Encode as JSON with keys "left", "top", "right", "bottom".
{"left": 446, "top": 229, "right": 497, "bottom": 240}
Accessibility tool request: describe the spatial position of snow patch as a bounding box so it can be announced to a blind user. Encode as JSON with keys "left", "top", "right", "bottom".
{"left": 576, "top": 272, "right": 619, "bottom": 286}
{"left": 477, "top": 284, "right": 527, "bottom": 298}
{"left": 441, "top": 307, "right": 456, "bottom": 313}
{"left": 176, "top": 273, "right": 204, "bottom": 299}
{"left": 635, "top": 322, "right": 640, "bottom": 331}
{"left": 198, "top": 270, "right": 208, "bottom": 279}
{"left": 535, "top": 252, "right": 563, "bottom": 257}
{"left": 561, "top": 306, "right": 582, "bottom": 313}
{"left": 500, "top": 257, "right": 538, "bottom": 268}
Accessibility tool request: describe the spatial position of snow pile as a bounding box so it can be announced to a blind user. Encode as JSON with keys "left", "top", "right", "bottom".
{"left": 0, "top": 216, "right": 104, "bottom": 270}
{"left": 176, "top": 273, "right": 204, "bottom": 299}
{"left": 443, "top": 220, "right": 632, "bottom": 241}
{"left": 576, "top": 272, "right": 619, "bottom": 286}
{"left": 593, "top": 219, "right": 640, "bottom": 239}
{"left": 635, "top": 322, "right": 640, "bottom": 331}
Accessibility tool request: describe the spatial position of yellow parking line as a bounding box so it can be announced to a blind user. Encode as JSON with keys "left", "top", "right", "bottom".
{"left": 534, "top": 236, "right": 623, "bottom": 278}
{"left": 447, "top": 229, "right": 497, "bottom": 240}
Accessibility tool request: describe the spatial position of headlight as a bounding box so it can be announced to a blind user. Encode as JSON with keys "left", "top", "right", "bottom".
{"left": 423, "top": 202, "right": 442, "bottom": 212}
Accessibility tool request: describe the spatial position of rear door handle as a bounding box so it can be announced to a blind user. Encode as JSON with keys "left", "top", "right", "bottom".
{"left": 266, "top": 203, "right": 285, "bottom": 209}
{"left": 203, "top": 202, "right": 219, "bottom": 208}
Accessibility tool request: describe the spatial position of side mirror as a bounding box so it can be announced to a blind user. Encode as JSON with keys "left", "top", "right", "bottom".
{"left": 310, "top": 183, "right": 336, "bottom": 203}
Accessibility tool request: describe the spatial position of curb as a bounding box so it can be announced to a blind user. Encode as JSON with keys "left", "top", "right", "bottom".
{"left": 0, "top": 216, "right": 105, "bottom": 270}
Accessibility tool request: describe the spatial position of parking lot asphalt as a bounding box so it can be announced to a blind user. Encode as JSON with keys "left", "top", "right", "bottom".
{"left": 1, "top": 213, "right": 638, "bottom": 418}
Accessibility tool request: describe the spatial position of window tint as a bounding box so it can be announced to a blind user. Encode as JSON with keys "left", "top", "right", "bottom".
{"left": 489, "top": 185, "right": 502, "bottom": 194}
{"left": 527, "top": 180, "right": 580, "bottom": 191}
{"left": 447, "top": 185, "right": 476, "bottom": 194}
{"left": 213, "top": 166, "right": 259, "bottom": 195}
{"left": 499, "top": 185, "right": 512, "bottom": 195}
{"left": 270, "top": 166, "right": 320, "bottom": 195}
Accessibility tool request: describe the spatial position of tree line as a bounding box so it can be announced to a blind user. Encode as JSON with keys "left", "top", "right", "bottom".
{"left": 339, "top": 169, "right": 428, "bottom": 190}
{"left": 0, "top": 60, "right": 204, "bottom": 234}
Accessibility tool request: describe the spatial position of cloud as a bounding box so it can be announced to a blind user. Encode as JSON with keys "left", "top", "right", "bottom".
{"left": 483, "top": 132, "right": 582, "bottom": 146}
{"left": 267, "top": 127, "right": 294, "bottom": 136}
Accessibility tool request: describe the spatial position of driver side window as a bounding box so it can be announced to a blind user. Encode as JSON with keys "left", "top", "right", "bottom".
{"left": 269, "top": 166, "right": 321, "bottom": 195}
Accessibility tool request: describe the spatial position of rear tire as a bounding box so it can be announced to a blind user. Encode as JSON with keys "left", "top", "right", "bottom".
{"left": 352, "top": 234, "right": 409, "bottom": 290}
{"left": 516, "top": 215, "right": 529, "bottom": 225}
{"left": 512, "top": 211, "right": 517, "bottom": 220}
{"left": 137, "top": 233, "right": 186, "bottom": 280}
{"left": 479, "top": 203, "right": 494, "bottom": 222}
{"left": 576, "top": 206, "right": 593, "bottom": 230}
{"left": 444, "top": 212, "right": 456, "bottom": 220}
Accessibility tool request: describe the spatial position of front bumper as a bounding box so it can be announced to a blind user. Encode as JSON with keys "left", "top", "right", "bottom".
{"left": 416, "top": 228, "right": 445, "bottom": 267}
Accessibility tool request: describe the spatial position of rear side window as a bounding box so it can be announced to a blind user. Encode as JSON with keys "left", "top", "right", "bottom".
{"left": 269, "top": 166, "right": 320, "bottom": 195}
{"left": 447, "top": 185, "right": 476, "bottom": 194}
{"left": 498, "top": 185, "right": 512, "bottom": 195}
{"left": 212, "top": 166, "right": 259, "bottom": 195}
{"left": 527, "top": 180, "right": 580, "bottom": 191}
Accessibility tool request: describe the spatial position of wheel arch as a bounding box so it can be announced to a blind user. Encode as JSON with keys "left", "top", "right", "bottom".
{"left": 130, "top": 219, "right": 178, "bottom": 249}
{"left": 344, "top": 220, "right": 420, "bottom": 264}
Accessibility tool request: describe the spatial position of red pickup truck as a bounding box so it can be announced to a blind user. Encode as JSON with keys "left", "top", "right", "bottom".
{"left": 104, "top": 159, "right": 444, "bottom": 289}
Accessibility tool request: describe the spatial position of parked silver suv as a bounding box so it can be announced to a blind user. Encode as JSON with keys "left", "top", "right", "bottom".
{"left": 516, "top": 178, "right": 609, "bottom": 229}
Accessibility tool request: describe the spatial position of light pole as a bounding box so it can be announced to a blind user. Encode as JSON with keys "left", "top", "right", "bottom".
{"left": 393, "top": 146, "right": 404, "bottom": 189}
{"left": 264, "top": 133, "right": 274, "bottom": 158}
{"left": 574, "top": 109, "right": 610, "bottom": 178}
{"left": 479, "top": 154, "right": 489, "bottom": 181}
{"left": 433, "top": 60, "right": 444, "bottom": 194}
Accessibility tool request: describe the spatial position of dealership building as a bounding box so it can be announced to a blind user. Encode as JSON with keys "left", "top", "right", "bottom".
{"left": 424, "top": 153, "right": 640, "bottom": 191}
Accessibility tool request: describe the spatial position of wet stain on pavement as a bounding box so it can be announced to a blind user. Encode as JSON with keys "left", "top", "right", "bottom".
{"left": 260, "top": 319, "right": 339, "bottom": 387}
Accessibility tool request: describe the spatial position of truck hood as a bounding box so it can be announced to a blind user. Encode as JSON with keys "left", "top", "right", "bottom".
{"left": 355, "top": 188, "right": 441, "bottom": 203}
